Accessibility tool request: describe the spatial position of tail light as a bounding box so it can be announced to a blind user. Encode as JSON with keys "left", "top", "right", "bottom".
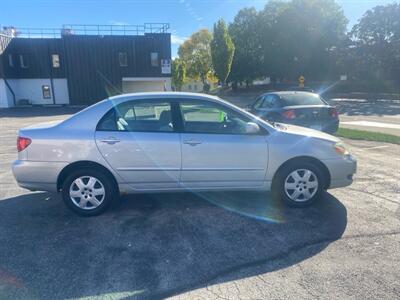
{"left": 282, "top": 109, "right": 296, "bottom": 119}
{"left": 17, "top": 137, "right": 31, "bottom": 152}
{"left": 330, "top": 108, "right": 339, "bottom": 118}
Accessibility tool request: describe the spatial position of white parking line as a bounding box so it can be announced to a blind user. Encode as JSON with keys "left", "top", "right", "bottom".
{"left": 341, "top": 121, "right": 400, "bottom": 130}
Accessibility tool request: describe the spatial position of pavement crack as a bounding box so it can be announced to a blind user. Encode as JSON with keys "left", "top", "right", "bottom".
{"left": 347, "top": 187, "right": 400, "bottom": 204}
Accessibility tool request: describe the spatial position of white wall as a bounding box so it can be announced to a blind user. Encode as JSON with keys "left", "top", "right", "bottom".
{"left": 52, "top": 79, "right": 70, "bottom": 104}
{"left": 122, "top": 77, "right": 172, "bottom": 93}
{"left": 0, "top": 79, "right": 14, "bottom": 108}
{"left": 6, "top": 78, "right": 69, "bottom": 105}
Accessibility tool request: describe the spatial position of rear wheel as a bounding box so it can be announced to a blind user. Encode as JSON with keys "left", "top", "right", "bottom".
{"left": 61, "top": 169, "right": 117, "bottom": 216}
{"left": 273, "top": 161, "right": 325, "bottom": 207}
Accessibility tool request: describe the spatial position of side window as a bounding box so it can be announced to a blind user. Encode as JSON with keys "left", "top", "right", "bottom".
{"left": 180, "top": 100, "right": 253, "bottom": 135}
{"left": 19, "top": 54, "right": 29, "bottom": 68}
{"left": 269, "top": 95, "right": 281, "bottom": 108}
{"left": 253, "top": 96, "right": 264, "bottom": 109}
{"left": 262, "top": 95, "right": 280, "bottom": 108}
{"left": 118, "top": 52, "right": 128, "bottom": 67}
{"left": 97, "top": 100, "right": 174, "bottom": 132}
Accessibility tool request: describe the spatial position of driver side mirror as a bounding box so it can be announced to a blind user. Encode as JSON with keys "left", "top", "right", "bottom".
{"left": 245, "top": 122, "right": 260, "bottom": 134}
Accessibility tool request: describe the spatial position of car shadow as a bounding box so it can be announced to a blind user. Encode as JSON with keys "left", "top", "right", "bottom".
{"left": 0, "top": 191, "right": 347, "bottom": 299}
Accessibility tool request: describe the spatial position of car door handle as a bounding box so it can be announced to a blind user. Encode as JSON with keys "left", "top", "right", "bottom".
{"left": 100, "top": 137, "right": 120, "bottom": 145}
{"left": 183, "top": 139, "right": 202, "bottom": 146}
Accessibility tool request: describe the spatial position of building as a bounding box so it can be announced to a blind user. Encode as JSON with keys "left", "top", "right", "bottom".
{"left": 0, "top": 24, "right": 171, "bottom": 108}
{"left": 181, "top": 79, "right": 218, "bottom": 93}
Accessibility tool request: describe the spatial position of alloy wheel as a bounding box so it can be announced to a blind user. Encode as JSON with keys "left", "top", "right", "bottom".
{"left": 69, "top": 176, "right": 105, "bottom": 210}
{"left": 284, "top": 169, "right": 319, "bottom": 202}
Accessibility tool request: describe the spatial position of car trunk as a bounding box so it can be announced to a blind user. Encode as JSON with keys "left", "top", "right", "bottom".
{"left": 284, "top": 105, "right": 334, "bottom": 130}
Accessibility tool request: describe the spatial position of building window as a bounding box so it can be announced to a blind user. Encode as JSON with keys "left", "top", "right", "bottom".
{"left": 193, "top": 84, "right": 197, "bottom": 91}
{"left": 19, "top": 55, "right": 29, "bottom": 68}
{"left": 118, "top": 52, "right": 128, "bottom": 67}
{"left": 52, "top": 54, "right": 60, "bottom": 68}
{"left": 188, "top": 85, "right": 192, "bottom": 91}
{"left": 42, "top": 85, "right": 51, "bottom": 99}
{"left": 150, "top": 52, "right": 159, "bottom": 67}
{"left": 8, "top": 54, "right": 13, "bottom": 67}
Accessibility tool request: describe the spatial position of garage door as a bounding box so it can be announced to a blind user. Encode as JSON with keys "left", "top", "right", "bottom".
{"left": 122, "top": 80, "right": 165, "bottom": 93}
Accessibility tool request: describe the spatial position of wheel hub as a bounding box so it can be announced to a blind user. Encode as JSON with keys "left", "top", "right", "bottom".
{"left": 69, "top": 176, "right": 105, "bottom": 210}
{"left": 284, "top": 169, "right": 318, "bottom": 202}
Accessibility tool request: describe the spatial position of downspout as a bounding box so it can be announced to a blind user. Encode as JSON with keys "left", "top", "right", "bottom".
{"left": 4, "top": 78, "right": 16, "bottom": 106}
{"left": 48, "top": 43, "right": 56, "bottom": 104}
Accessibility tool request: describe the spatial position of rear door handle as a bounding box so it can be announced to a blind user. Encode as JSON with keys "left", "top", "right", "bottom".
{"left": 100, "top": 137, "right": 121, "bottom": 145}
{"left": 183, "top": 139, "right": 202, "bottom": 146}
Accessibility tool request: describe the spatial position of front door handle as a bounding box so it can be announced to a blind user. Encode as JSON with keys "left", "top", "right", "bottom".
{"left": 100, "top": 137, "right": 121, "bottom": 145}
{"left": 183, "top": 139, "right": 202, "bottom": 146}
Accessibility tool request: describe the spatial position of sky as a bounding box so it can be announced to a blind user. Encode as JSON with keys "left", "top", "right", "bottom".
{"left": 0, "top": 0, "right": 396, "bottom": 57}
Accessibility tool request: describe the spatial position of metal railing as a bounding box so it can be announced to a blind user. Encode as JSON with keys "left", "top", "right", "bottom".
{"left": 2, "top": 23, "right": 170, "bottom": 38}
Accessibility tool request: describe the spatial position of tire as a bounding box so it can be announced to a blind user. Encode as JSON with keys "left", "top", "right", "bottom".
{"left": 272, "top": 161, "right": 325, "bottom": 207}
{"left": 61, "top": 168, "right": 117, "bottom": 216}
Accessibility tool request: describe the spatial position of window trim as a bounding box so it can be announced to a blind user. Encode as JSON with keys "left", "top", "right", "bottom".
{"left": 118, "top": 52, "right": 128, "bottom": 67}
{"left": 19, "top": 54, "right": 29, "bottom": 68}
{"left": 96, "top": 98, "right": 269, "bottom": 136}
{"left": 8, "top": 54, "right": 13, "bottom": 67}
{"left": 96, "top": 99, "right": 180, "bottom": 133}
{"left": 177, "top": 99, "right": 268, "bottom": 136}
{"left": 150, "top": 52, "right": 159, "bottom": 67}
{"left": 52, "top": 54, "right": 60, "bottom": 68}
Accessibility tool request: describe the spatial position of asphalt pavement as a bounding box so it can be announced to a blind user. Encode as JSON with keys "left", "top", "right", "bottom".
{"left": 0, "top": 108, "right": 399, "bottom": 299}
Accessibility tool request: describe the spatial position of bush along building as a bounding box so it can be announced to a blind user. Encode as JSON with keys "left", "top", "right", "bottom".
{"left": 0, "top": 24, "right": 171, "bottom": 108}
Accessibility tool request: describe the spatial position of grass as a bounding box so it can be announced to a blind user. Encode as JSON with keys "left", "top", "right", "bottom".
{"left": 336, "top": 127, "right": 400, "bottom": 145}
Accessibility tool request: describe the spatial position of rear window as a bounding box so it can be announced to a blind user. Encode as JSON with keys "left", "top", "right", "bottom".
{"left": 280, "top": 93, "right": 325, "bottom": 106}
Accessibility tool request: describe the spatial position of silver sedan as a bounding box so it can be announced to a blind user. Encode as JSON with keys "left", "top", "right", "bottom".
{"left": 12, "top": 92, "right": 356, "bottom": 216}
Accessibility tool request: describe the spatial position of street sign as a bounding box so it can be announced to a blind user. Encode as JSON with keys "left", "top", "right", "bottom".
{"left": 299, "top": 75, "right": 305, "bottom": 88}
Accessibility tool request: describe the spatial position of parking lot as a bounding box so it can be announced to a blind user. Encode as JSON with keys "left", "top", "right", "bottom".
{"left": 0, "top": 107, "right": 399, "bottom": 299}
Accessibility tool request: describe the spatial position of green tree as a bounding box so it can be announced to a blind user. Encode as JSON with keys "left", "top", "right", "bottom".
{"left": 260, "top": 0, "right": 348, "bottom": 80}
{"left": 350, "top": 3, "right": 400, "bottom": 80}
{"left": 228, "top": 0, "right": 348, "bottom": 83}
{"left": 178, "top": 29, "right": 213, "bottom": 86}
{"left": 228, "top": 7, "right": 263, "bottom": 85}
{"left": 211, "top": 19, "right": 235, "bottom": 84}
{"left": 171, "top": 58, "right": 186, "bottom": 91}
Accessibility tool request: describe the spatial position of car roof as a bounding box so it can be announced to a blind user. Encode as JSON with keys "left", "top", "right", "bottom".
{"left": 262, "top": 91, "right": 318, "bottom": 97}
{"left": 107, "top": 92, "right": 221, "bottom": 104}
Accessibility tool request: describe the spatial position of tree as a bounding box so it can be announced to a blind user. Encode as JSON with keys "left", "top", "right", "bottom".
{"left": 228, "top": 0, "right": 348, "bottom": 83}
{"left": 228, "top": 7, "right": 264, "bottom": 85}
{"left": 172, "top": 58, "right": 186, "bottom": 91}
{"left": 178, "top": 29, "right": 213, "bottom": 86}
{"left": 211, "top": 19, "right": 235, "bottom": 84}
{"left": 260, "top": 0, "right": 348, "bottom": 80}
{"left": 350, "top": 3, "right": 400, "bottom": 80}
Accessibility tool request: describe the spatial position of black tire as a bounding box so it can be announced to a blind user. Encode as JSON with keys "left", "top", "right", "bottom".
{"left": 272, "top": 161, "right": 325, "bottom": 207}
{"left": 61, "top": 168, "right": 117, "bottom": 216}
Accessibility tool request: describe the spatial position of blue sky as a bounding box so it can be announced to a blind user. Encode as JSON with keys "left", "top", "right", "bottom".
{"left": 1, "top": 0, "right": 395, "bottom": 57}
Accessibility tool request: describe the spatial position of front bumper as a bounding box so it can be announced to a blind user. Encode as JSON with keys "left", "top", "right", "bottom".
{"left": 12, "top": 160, "right": 68, "bottom": 192}
{"left": 322, "top": 155, "right": 357, "bottom": 189}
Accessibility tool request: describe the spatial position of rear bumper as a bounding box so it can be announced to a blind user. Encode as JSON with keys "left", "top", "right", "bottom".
{"left": 322, "top": 155, "right": 357, "bottom": 189}
{"left": 12, "top": 160, "right": 68, "bottom": 192}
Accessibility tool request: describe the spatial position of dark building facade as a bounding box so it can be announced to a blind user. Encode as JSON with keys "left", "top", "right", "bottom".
{"left": 0, "top": 24, "right": 171, "bottom": 107}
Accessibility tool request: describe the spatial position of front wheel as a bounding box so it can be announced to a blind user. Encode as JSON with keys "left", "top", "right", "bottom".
{"left": 273, "top": 162, "right": 325, "bottom": 207}
{"left": 61, "top": 169, "right": 117, "bottom": 216}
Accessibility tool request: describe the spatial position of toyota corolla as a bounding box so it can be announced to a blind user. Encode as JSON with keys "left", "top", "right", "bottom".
{"left": 12, "top": 92, "right": 356, "bottom": 216}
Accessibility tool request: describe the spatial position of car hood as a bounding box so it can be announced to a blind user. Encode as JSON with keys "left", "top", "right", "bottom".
{"left": 274, "top": 123, "right": 340, "bottom": 143}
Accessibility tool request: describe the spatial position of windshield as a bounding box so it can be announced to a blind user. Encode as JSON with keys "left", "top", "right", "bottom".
{"left": 280, "top": 93, "right": 325, "bottom": 106}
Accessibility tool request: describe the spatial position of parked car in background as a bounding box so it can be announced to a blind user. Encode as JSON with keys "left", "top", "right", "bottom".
{"left": 12, "top": 92, "right": 355, "bottom": 216}
{"left": 247, "top": 91, "right": 339, "bottom": 134}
